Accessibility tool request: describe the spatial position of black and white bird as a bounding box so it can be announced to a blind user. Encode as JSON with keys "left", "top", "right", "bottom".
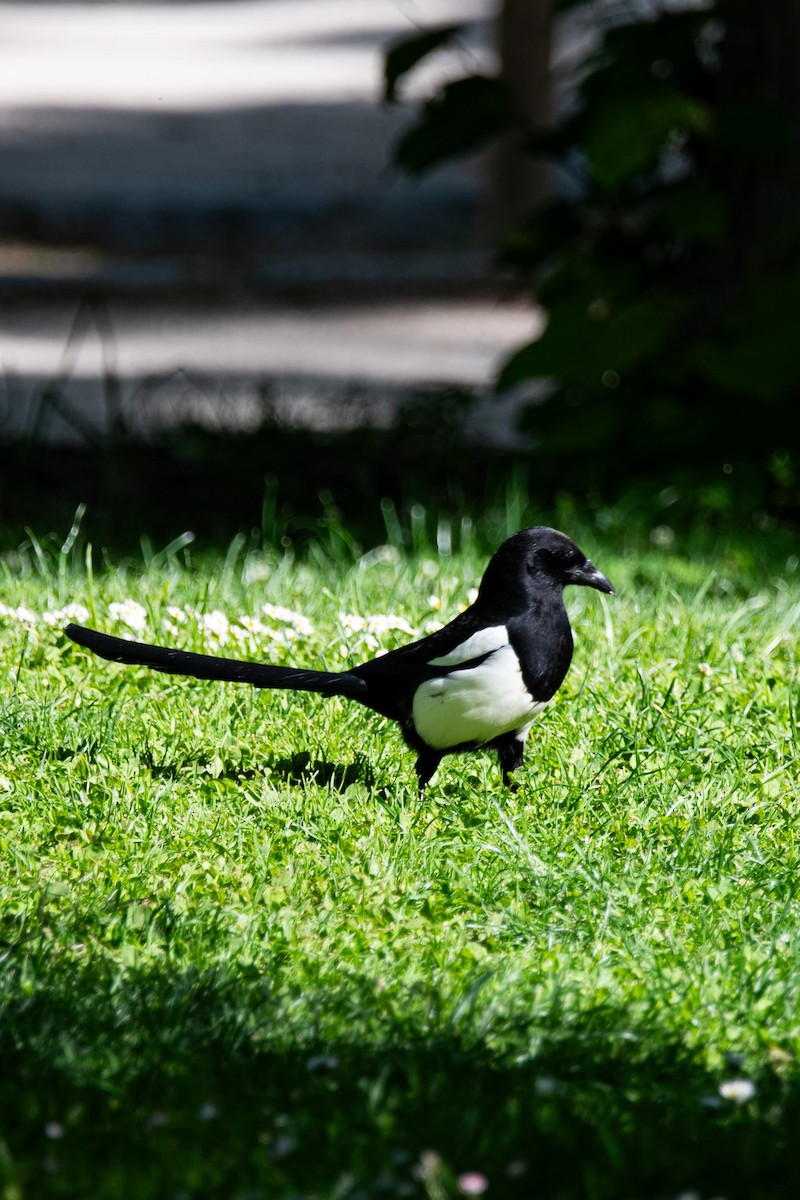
{"left": 65, "top": 527, "right": 613, "bottom": 791}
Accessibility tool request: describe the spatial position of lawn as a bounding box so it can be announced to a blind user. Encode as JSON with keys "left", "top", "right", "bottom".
{"left": 1, "top": 508, "right": 799, "bottom": 1199}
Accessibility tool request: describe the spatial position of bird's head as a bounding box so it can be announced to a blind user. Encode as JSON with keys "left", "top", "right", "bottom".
{"left": 478, "top": 526, "right": 615, "bottom": 609}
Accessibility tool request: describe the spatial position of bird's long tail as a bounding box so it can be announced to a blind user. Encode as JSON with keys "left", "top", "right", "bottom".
{"left": 64, "top": 624, "right": 369, "bottom": 700}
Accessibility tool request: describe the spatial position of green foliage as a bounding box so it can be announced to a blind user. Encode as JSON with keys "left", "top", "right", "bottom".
{"left": 690, "top": 273, "right": 800, "bottom": 400}
{"left": 581, "top": 86, "right": 711, "bottom": 192}
{"left": 383, "top": 23, "right": 464, "bottom": 103}
{"left": 387, "top": 4, "right": 800, "bottom": 512}
{"left": 499, "top": 293, "right": 688, "bottom": 391}
{"left": 393, "top": 77, "right": 509, "bottom": 175}
{"left": 383, "top": 22, "right": 507, "bottom": 169}
{"left": 1, "top": 521, "right": 800, "bottom": 1194}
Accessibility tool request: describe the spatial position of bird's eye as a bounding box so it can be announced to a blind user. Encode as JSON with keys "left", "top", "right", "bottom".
{"left": 532, "top": 547, "right": 581, "bottom": 576}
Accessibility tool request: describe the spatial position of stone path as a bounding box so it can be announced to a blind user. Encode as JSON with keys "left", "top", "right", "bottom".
{"left": 0, "top": 1, "right": 543, "bottom": 444}
{"left": 0, "top": 295, "right": 541, "bottom": 442}
{"left": 0, "top": 0, "right": 495, "bottom": 285}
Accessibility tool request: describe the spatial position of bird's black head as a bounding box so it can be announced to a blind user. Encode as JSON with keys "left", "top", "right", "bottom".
{"left": 478, "top": 526, "right": 615, "bottom": 610}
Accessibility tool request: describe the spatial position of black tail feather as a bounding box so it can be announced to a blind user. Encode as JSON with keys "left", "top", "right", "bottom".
{"left": 64, "top": 624, "right": 368, "bottom": 699}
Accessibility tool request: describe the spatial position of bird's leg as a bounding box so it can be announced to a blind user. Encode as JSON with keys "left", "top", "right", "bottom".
{"left": 497, "top": 736, "right": 525, "bottom": 791}
{"left": 415, "top": 748, "right": 443, "bottom": 796}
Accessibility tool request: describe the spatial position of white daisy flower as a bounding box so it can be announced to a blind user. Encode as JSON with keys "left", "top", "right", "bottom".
{"left": 351, "top": 613, "right": 413, "bottom": 635}
{"left": 0, "top": 603, "right": 38, "bottom": 627}
{"left": 198, "top": 610, "right": 230, "bottom": 643}
{"left": 366, "top": 614, "right": 415, "bottom": 637}
{"left": 457, "top": 1173, "right": 489, "bottom": 1196}
{"left": 262, "top": 604, "right": 313, "bottom": 636}
{"left": 108, "top": 600, "right": 148, "bottom": 632}
{"left": 108, "top": 604, "right": 148, "bottom": 633}
{"left": 719, "top": 1078, "right": 756, "bottom": 1104}
{"left": 339, "top": 613, "right": 367, "bottom": 634}
{"left": 42, "top": 603, "right": 90, "bottom": 627}
{"left": 237, "top": 615, "right": 271, "bottom": 636}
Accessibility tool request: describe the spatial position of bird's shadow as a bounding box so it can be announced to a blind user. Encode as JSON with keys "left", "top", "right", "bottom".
{"left": 264, "top": 750, "right": 375, "bottom": 791}
{"left": 140, "top": 745, "right": 375, "bottom": 791}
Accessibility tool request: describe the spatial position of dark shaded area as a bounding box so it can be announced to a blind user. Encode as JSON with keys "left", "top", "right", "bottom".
{"left": 2, "top": 411, "right": 792, "bottom": 561}
{"left": 1, "top": 959, "right": 798, "bottom": 1199}
{"left": 0, "top": 407, "right": 501, "bottom": 555}
{"left": 131, "top": 744, "right": 372, "bottom": 790}
{"left": 267, "top": 750, "right": 374, "bottom": 791}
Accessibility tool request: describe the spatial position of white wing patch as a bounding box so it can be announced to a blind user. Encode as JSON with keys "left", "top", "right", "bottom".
{"left": 427, "top": 624, "right": 509, "bottom": 667}
{"left": 413, "top": 642, "right": 548, "bottom": 750}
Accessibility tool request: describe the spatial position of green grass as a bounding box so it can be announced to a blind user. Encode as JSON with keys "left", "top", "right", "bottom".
{"left": 1, "top": 515, "right": 800, "bottom": 1199}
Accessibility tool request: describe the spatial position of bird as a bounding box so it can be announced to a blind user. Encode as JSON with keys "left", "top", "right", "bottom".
{"left": 64, "top": 526, "right": 614, "bottom": 792}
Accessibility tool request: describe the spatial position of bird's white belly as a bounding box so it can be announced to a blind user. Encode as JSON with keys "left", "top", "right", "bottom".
{"left": 412, "top": 644, "right": 546, "bottom": 750}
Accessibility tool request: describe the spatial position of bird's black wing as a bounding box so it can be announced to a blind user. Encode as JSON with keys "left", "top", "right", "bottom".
{"left": 356, "top": 606, "right": 493, "bottom": 670}
{"left": 351, "top": 605, "right": 506, "bottom": 722}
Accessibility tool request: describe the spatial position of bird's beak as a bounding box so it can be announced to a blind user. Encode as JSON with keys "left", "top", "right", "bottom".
{"left": 569, "top": 560, "right": 615, "bottom": 595}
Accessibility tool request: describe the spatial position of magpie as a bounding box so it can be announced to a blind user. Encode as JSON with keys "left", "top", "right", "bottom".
{"left": 65, "top": 527, "right": 614, "bottom": 791}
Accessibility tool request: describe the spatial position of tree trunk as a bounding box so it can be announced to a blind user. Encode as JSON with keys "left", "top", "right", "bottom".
{"left": 491, "top": 0, "right": 552, "bottom": 235}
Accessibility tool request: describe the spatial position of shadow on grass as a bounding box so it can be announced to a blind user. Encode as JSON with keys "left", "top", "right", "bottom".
{"left": 266, "top": 750, "right": 375, "bottom": 791}
{"left": 133, "top": 745, "right": 374, "bottom": 790}
{"left": 2, "top": 959, "right": 799, "bottom": 1199}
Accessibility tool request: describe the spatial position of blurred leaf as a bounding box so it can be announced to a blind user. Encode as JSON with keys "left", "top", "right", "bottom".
{"left": 585, "top": 12, "right": 713, "bottom": 93}
{"left": 383, "top": 24, "right": 464, "bottom": 103}
{"left": 498, "top": 295, "right": 687, "bottom": 391}
{"left": 690, "top": 273, "right": 800, "bottom": 400}
{"left": 584, "top": 89, "right": 711, "bottom": 191}
{"left": 525, "top": 391, "right": 623, "bottom": 454}
{"left": 748, "top": 272, "right": 800, "bottom": 326}
{"left": 690, "top": 339, "right": 797, "bottom": 400}
{"left": 499, "top": 202, "right": 584, "bottom": 274}
{"left": 657, "top": 182, "right": 727, "bottom": 243}
{"left": 393, "top": 76, "right": 509, "bottom": 175}
{"left": 642, "top": 395, "right": 687, "bottom": 435}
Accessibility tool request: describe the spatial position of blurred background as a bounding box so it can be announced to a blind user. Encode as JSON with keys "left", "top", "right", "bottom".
{"left": 0, "top": 0, "right": 798, "bottom": 552}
